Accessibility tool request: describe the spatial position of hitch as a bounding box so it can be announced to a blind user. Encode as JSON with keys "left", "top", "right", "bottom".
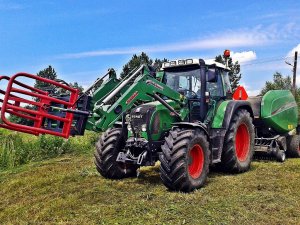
{"left": 0, "top": 73, "right": 90, "bottom": 138}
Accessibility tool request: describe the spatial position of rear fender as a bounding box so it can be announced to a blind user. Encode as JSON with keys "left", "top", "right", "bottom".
{"left": 210, "top": 100, "right": 254, "bottom": 163}
{"left": 212, "top": 100, "right": 254, "bottom": 129}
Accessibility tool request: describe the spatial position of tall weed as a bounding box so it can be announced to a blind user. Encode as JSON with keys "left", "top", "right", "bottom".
{"left": 0, "top": 129, "right": 99, "bottom": 169}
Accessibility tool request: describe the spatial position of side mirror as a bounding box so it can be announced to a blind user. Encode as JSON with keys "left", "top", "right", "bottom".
{"left": 207, "top": 68, "right": 217, "bottom": 82}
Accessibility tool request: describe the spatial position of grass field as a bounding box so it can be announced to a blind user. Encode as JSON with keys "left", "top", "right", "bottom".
{"left": 1, "top": 151, "right": 300, "bottom": 225}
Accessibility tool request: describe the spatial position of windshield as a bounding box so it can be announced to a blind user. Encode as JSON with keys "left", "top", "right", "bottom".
{"left": 164, "top": 69, "right": 201, "bottom": 98}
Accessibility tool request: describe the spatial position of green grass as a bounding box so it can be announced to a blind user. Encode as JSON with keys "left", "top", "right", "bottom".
{"left": 0, "top": 129, "right": 98, "bottom": 169}
{"left": 0, "top": 154, "right": 300, "bottom": 224}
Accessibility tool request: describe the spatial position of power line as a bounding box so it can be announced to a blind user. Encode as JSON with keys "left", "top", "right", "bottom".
{"left": 242, "top": 56, "right": 294, "bottom": 67}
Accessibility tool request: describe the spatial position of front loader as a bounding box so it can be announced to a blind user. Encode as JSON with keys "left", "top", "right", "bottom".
{"left": 0, "top": 50, "right": 299, "bottom": 192}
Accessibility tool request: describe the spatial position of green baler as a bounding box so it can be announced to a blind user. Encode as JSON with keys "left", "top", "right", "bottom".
{"left": 261, "top": 90, "right": 298, "bottom": 133}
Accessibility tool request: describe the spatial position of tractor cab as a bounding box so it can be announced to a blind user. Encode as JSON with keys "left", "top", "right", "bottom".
{"left": 160, "top": 58, "right": 231, "bottom": 122}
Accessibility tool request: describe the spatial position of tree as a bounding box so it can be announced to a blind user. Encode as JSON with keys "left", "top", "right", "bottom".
{"left": 70, "top": 82, "right": 84, "bottom": 93}
{"left": 260, "top": 72, "right": 293, "bottom": 95}
{"left": 120, "top": 52, "right": 168, "bottom": 79}
{"left": 34, "top": 65, "right": 58, "bottom": 94}
{"left": 34, "top": 66, "right": 83, "bottom": 95}
{"left": 215, "top": 55, "right": 241, "bottom": 91}
{"left": 260, "top": 72, "right": 300, "bottom": 119}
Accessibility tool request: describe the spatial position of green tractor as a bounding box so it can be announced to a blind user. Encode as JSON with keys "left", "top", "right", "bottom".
{"left": 90, "top": 53, "right": 298, "bottom": 192}
{"left": 0, "top": 51, "right": 298, "bottom": 192}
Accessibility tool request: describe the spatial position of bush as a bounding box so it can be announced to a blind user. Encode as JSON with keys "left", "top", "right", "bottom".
{"left": 0, "top": 129, "right": 99, "bottom": 170}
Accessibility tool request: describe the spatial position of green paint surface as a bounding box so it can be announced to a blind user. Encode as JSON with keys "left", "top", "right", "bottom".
{"left": 211, "top": 101, "right": 230, "bottom": 128}
{"left": 261, "top": 90, "right": 298, "bottom": 133}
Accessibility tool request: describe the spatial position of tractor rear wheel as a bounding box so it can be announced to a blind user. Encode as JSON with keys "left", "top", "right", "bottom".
{"left": 159, "top": 128, "right": 210, "bottom": 192}
{"left": 94, "top": 128, "right": 137, "bottom": 179}
{"left": 220, "top": 109, "right": 254, "bottom": 173}
{"left": 286, "top": 135, "right": 300, "bottom": 158}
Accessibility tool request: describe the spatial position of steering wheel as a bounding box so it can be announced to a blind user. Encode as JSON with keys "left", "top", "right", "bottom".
{"left": 178, "top": 88, "right": 198, "bottom": 98}
{"left": 186, "top": 90, "right": 198, "bottom": 98}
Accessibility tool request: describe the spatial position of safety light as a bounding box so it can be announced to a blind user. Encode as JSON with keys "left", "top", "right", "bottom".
{"left": 178, "top": 60, "right": 186, "bottom": 65}
{"left": 170, "top": 61, "right": 176, "bottom": 66}
{"left": 224, "top": 49, "right": 230, "bottom": 58}
{"left": 186, "top": 59, "right": 193, "bottom": 64}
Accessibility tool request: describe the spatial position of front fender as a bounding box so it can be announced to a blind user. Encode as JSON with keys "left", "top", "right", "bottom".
{"left": 172, "top": 122, "right": 208, "bottom": 136}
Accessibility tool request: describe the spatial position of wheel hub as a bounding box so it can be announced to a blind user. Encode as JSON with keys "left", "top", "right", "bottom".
{"left": 235, "top": 123, "right": 250, "bottom": 162}
{"left": 188, "top": 144, "right": 204, "bottom": 179}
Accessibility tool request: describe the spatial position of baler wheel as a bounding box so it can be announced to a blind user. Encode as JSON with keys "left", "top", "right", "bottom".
{"left": 286, "top": 135, "right": 300, "bottom": 158}
{"left": 159, "top": 128, "right": 210, "bottom": 192}
{"left": 94, "top": 128, "right": 137, "bottom": 179}
{"left": 220, "top": 109, "right": 254, "bottom": 173}
{"left": 276, "top": 150, "right": 286, "bottom": 162}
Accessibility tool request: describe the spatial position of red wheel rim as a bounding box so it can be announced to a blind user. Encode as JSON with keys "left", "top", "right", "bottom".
{"left": 235, "top": 123, "right": 250, "bottom": 162}
{"left": 188, "top": 144, "right": 204, "bottom": 179}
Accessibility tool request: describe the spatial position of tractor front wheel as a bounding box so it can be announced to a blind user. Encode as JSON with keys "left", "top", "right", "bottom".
{"left": 94, "top": 128, "right": 137, "bottom": 179}
{"left": 220, "top": 109, "right": 254, "bottom": 173}
{"left": 159, "top": 129, "right": 210, "bottom": 192}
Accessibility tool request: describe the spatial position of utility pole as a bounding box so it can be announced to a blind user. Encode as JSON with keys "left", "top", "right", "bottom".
{"left": 292, "top": 51, "right": 298, "bottom": 96}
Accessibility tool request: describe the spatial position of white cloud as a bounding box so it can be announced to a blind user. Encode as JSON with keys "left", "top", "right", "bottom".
{"left": 231, "top": 51, "right": 257, "bottom": 64}
{"left": 287, "top": 43, "right": 300, "bottom": 57}
{"left": 57, "top": 23, "right": 299, "bottom": 59}
{"left": 58, "top": 33, "right": 266, "bottom": 59}
{"left": 239, "top": 83, "right": 260, "bottom": 96}
{"left": 58, "top": 28, "right": 272, "bottom": 59}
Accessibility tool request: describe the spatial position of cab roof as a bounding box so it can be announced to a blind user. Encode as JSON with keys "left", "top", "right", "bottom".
{"left": 161, "top": 58, "right": 230, "bottom": 71}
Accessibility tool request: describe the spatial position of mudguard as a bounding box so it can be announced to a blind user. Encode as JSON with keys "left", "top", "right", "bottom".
{"left": 212, "top": 100, "right": 254, "bottom": 129}
{"left": 210, "top": 100, "right": 254, "bottom": 163}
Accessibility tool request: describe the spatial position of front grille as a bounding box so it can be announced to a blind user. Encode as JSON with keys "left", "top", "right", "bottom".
{"left": 130, "top": 105, "right": 155, "bottom": 135}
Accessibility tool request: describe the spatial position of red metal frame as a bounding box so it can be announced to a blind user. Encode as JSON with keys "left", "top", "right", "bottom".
{"left": 0, "top": 73, "right": 79, "bottom": 138}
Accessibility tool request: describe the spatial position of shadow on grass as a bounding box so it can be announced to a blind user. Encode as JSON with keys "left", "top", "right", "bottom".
{"left": 135, "top": 166, "right": 161, "bottom": 185}
{"left": 133, "top": 163, "right": 261, "bottom": 186}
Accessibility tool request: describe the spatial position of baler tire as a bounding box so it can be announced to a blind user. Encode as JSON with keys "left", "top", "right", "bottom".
{"left": 94, "top": 128, "right": 137, "bottom": 179}
{"left": 220, "top": 109, "right": 254, "bottom": 173}
{"left": 159, "top": 128, "right": 210, "bottom": 192}
{"left": 286, "top": 135, "right": 300, "bottom": 158}
{"left": 276, "top": 150, "right": 286, "bottom": 162}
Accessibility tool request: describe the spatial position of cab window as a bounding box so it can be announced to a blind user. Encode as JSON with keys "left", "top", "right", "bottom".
{"left": 222, "top": 71, "right": 232, "bottom": 94}
{"left": 207, "top": 69, "right": 224, "bottom": 97}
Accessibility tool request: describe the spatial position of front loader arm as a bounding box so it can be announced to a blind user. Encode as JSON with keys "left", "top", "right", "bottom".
{"left": 92, "top": 66, "right": 188, "bottom": 132}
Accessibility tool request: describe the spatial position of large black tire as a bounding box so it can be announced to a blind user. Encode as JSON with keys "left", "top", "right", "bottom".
{"left": 220, "top": 109, "right": 254, "bottom": 173}
{"left": 159, "top": 128, "right": 210, "bottom": 192}
{"left": 94, "top": 128, "right": 137, "bottom": 179}
{"left": 286, "top": 135, "right": 300, "bottom": 158}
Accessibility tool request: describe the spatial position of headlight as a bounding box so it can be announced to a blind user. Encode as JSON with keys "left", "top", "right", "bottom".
{"left": 141, "top": 124, "right": 147, "bottom": 132}
{"left": 128, "top": 124, "right": 132, "bottom": 131}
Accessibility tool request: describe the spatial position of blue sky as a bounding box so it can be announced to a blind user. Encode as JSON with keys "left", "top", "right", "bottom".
{"left": 1, "top": 0, "right": 300, "bottom": 95}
